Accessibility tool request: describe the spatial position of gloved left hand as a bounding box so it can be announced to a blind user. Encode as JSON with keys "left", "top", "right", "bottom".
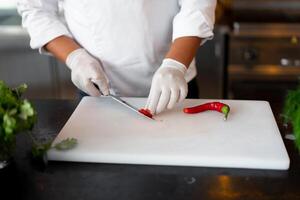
{"left": 145, "top": 58, "right": 188, "bottom": 115}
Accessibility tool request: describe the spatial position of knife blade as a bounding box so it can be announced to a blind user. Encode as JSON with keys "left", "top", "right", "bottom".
{"left": 109, "top": 94, "right": 154, "bottom": 120}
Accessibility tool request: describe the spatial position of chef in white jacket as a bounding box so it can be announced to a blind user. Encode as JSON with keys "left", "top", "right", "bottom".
{"left": 17, "top": 0, "right": 216, "bottom": 115}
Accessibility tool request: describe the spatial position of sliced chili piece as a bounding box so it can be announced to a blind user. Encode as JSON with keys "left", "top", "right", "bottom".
{"left": 183, "top": 102, "right": 230, "bottom": 120}
{"left": 138, "top": 108, "right": 153, "bottom": 119}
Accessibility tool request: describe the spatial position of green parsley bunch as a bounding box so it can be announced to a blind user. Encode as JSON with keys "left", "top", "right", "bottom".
{"left": 283, "top": 85, "right": 300, "bottom": 151}
{"left": 0, "top": 81, "right": 36, "bottom": 161}
{"left": 0, "top": 81, "right": 77, "bottom": 161}
{"left": 0, "top": 81, "right": 36, "bottom": 141}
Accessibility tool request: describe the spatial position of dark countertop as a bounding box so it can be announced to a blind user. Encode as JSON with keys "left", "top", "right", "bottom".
{"left": 1, "top": 99, "right": 300, "bottom": 200}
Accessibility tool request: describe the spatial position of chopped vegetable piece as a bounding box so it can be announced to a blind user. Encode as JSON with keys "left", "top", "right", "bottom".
{"left": 139, "top": 108, "right": 153, "bottom": 118}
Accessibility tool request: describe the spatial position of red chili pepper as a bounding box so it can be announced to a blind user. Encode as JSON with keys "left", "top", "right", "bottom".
{"left": 183, "top": 102, "right": 230, "bottom": 120}
{"left": 138, "top": 108, "right": 153, "bottom": 119}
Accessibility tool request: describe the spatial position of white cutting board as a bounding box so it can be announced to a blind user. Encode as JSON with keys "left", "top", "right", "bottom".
{"left": 48, "top": 97, "right": 290, "bottom": 170}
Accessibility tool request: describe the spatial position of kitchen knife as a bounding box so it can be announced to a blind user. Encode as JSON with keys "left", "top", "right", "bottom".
{"left": 109, "top": 94, "right": 154, "bottom": 120}
{"left": 90, "top": 80, "right": 154, "bottom": 120}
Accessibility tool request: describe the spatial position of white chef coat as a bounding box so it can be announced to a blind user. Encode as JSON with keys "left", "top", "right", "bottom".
{"left": 17, "top": 0, "right": 216, "bottom": 97}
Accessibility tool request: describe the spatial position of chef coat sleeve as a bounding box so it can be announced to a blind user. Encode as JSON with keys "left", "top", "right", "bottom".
{"left": 173, "top": 0, "right": 216, "bottom": 45}
{"left": 16, "top": 0, "right": 72, "bottom": 52}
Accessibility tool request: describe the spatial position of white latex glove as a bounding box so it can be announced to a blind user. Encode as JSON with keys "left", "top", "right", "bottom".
{"left": 145, "top": 58, "right": 188, "bottom": 115}
{"left": 66, "top": 48, "right": 109, "bottom": 96}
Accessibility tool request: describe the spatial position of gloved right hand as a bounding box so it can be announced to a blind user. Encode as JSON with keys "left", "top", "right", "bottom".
{"left": 66, "top": 48, "right": 109, "bottom": 96}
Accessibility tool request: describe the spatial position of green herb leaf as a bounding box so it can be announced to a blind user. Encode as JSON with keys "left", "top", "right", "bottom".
{"left": 19, "top": 100, "right": 34, "bottom": 120}
{"left": 31, "top": 142, "right": 52, "bottom": 158}
{"left": 292, "top": 109, "right": 300, "bottom": 148}
{"left": 3, "top": 114, "right": 16, "bottom": 137}
{"left": 13, "top": 83, "right": 28, "bottom": 97}
{"left": 54, "top": 138, "right": 78, "bottom": 151}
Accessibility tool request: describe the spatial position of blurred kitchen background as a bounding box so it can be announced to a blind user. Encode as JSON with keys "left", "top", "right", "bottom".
{"left": 1, "top": 0, "right": 300, "bottom": 115}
